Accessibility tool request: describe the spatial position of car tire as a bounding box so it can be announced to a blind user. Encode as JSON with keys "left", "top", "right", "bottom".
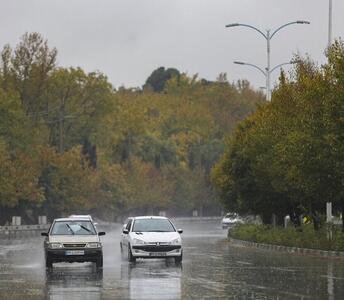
{"left": 96, "top": 257, "right": 103, "bottom": 268}
{"left": 175, "top": 252, "right": 182, "bottom": 264}
{"left": 45, "top": 256, "right": 53, "bottom": 269}
{"left": 128, "top": 244, "right": 136, "bottom": 263}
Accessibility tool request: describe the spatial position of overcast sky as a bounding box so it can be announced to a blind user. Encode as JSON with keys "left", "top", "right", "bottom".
{"left": 0, "top": 0, "right": 343, "bottom": 90}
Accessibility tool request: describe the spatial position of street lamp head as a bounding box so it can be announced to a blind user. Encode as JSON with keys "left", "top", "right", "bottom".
{"left": 233, "top": 61, "right": 245, "bottom": 65}
{"left": 225, "top": 23, "right": 239, "bottom": 28}
{"left": 296, "top": 20, "right": 310, "bottom": 24}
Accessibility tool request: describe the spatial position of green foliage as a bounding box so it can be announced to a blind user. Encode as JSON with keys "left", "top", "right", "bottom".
{"left": 212, "top": 40, "right": 344, "bottom": 226}
{"left": 229, "top": 224, "right": 344, "bottom": 251}
{"left": 143, "top": 66, "right": 180, "bottom": 92}
{"left": 0, "top": 143, "right": 44, "bottom": 208}
{"left": 0, "top": 32, "right": 263, "bottom": 223}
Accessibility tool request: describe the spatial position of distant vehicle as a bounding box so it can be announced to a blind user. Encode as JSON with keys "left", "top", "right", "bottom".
{"left": 120, "top": 216, "right": 183, "bottom": 264}
{"left": 221, "top": 213, "right": 243, "bottom": 229}
{"left": 41, "top": 217, "right": 105, "bottom": 269}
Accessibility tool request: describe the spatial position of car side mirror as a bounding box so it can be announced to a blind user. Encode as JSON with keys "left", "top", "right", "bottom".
{"left": 98, "top": 232, "right": 106, "bottom": 236}
{"left": 123, "top": 229, "right": 129, "bottom": 234}
{"left": 177, "top": 229, "right": 183, "bottom": 234}
{"left": 41, "top": 232, "right": 48, "bottom": 236}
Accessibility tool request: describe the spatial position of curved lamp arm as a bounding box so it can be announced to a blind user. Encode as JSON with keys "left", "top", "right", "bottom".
{"left": 234, "top": 61, "right": 267, "bottom": 77}
{"left": 226, "top": 23, "right": 267, "bottom": 40}
{"left": 270, "top": 62, "right": 296, "bottom": 74}
{"left": 270, "top": 20, "right": 310, "bottom": 39}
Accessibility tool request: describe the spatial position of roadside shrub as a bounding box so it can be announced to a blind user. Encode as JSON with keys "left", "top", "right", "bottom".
{"left": 228, "top": 224, "right": 344, "bottom": 251}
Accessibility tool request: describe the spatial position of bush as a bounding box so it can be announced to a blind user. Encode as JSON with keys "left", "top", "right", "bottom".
{"left": 228, "top": 224, "right": 344, "bottom": 251}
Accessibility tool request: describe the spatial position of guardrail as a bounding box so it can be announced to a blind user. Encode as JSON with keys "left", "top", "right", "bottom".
{"left": 0, "top": 224, "right": 50, "bottom": 239}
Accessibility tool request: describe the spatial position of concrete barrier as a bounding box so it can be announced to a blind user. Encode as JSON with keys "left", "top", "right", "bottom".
{"left": 171, "top": 216, "right": 222, "bottom": 222}
{"left": 0, "top": 217, "right": 221, "bottom": 239}
{"left": 0, "top": 224, "right": 50, "bottom": 239}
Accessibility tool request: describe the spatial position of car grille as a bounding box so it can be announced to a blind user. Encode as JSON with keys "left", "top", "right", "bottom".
{"left": 63, "top": 243, "right": 86, "bottom": 248}
{"left": 132, "top": 245, "right": 181, "bottom": 252}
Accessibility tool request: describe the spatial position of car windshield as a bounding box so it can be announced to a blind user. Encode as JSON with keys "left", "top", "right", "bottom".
{"left": 132, "top": 218, "right": 175, "bottom": 232}
{"left": 50, "top": 220, "right": 96, "bottom": 235}
{"left": 225, "top": 213, "right": 237, "bottom": 219}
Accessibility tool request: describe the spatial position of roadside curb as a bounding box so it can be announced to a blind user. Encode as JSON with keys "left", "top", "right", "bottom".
{"left": 228, "top": 237, "right": 344, "bottom": 258}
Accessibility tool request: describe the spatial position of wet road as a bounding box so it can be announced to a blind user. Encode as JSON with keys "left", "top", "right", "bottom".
{"left": 1, "top": 221, "right": 344, "bottom": 299}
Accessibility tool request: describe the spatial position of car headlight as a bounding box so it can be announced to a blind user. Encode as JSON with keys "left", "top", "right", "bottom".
{"left": 49, "top": 243, "right": 63, "bottom": 249}
{"left": 132, "top": 238, "right": 145, "bottom": 245}
{"left": 170, "top": 238, "right": 181, "bottom": 245}
{"left": 86, "top": 242, "right": 101, "bottom": 248}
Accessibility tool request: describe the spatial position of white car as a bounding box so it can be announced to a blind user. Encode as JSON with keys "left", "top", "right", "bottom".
{"left": 120, "top": 216, "right": 183, "bottom": 264}
{"left": 222, "top": 213, "right": 243, "bottom": 228}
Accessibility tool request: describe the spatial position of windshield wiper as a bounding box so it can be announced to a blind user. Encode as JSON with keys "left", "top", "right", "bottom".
{"left": 78, "top": 224, "right": 92, "bottom": 233}
{"left": 66, "top": 224, "right": 74, "bottom": 235}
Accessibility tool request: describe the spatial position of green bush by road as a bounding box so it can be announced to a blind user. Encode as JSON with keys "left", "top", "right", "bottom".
{"left": 228, "top": 224, "right": 344, "bottom": 252}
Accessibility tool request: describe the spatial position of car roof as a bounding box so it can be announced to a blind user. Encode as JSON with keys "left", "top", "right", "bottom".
{"left": 69, "top": 214, "right": 92, "bottom": 219}
{"left": 54, "top": 218, "right": 93, "bottom": 222}
{"left": 131, "top": 216, "right": 169, "bottom": 220}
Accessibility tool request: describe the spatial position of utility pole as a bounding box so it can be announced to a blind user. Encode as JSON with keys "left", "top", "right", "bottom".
{"left": 266, "top": 30, "right": 271, "bottom": 101}
{"left": 328, "top": 0, "right": 333, "bottom": 48}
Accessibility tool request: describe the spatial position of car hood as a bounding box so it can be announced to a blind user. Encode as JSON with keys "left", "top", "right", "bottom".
{"left": 130, "top": 232, "right": 180, "bottom": 243}
{"left": 222, "top": 218, "right": 238, "bottom": 222}
{"left": 49, "top": 235, "right": 99, "bottom": 243}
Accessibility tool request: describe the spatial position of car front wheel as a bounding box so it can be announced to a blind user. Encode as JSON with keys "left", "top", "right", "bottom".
{"left": 128, "top": 244, "right": 136, "bottom": 263}
{"left": 45, "top": 255, "right": 53, "bottom": 269}
{"left": 175, "top": 252, "right": 182, "bottom": 264}
{"left": 96, "top": 257, "right": 103, "bottom": 268}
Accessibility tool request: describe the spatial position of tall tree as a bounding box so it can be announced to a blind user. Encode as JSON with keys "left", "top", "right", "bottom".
{"left": 143, "top": 66, "right": 180, "bottom": 92}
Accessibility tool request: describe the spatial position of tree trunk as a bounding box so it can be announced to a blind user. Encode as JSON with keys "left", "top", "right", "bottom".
{"left": 289, "top": 210, "right": 301, "bottom": 227}
{"left": 310, "top": 210, "right": 320, "bottom": 230}
{"left": 341, "top": 203, "right": 344, "bottom": 233}
{"left": 261, "top": 213, "right": 272, "bottom": 225}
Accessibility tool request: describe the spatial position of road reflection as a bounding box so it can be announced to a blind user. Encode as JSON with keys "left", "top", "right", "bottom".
{"left": 1, "top": 222, "right": 344, "bottom": 299}
{"left": 45, "top": 263, "right": 103, "bottom": 300}
{"left": 121, "top": 260, "right": 182, "bottom": 300}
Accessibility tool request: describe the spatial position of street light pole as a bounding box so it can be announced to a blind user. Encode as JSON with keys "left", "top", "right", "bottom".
{"left": 328, "top": 0, "right": 333, "bottom": 48}
{"left": 226, "top": 21, "right": 310, "bottom": 100}
{"left": 266, "top": 30, "right": 271, "bottom": 101}
{"left": 234, "top": 60, "right": 295, "bottom": 97}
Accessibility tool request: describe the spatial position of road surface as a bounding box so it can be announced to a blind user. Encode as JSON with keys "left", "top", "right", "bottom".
{"left": 0, "top": 221, "right": 343, "bottom": 299}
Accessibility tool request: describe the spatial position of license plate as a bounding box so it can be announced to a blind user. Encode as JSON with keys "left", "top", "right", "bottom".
{"left": 150, "top": 252, "right": 166, "bottom": 257}
{"left": 65, "top": 250, "right": 84, "bottom": 255}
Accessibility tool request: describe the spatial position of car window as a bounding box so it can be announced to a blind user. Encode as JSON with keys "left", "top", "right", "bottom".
{"left": 50, "top": 220, "right": 96, "bottom": 235}
{"left": 126, "top": 219, "right": 132, "bottom": 231}
{"left": 132, "top": 218, "right": 175, "bottom": 232}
